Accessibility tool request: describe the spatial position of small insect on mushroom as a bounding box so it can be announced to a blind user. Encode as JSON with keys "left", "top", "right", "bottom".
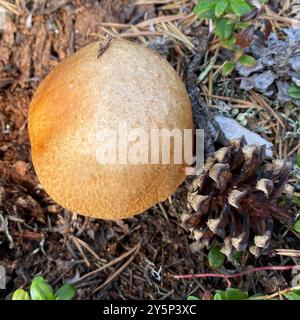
{"left": 28, "top": 39, "right": 194, "bottom": 220}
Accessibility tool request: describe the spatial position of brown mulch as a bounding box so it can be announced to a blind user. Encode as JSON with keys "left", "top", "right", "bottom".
{"left": 0, "top": 0, "right": 299, "bottom": 300}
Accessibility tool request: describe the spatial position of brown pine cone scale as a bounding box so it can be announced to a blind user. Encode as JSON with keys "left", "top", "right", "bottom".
{"left": 183, "top": 138, "right": 294, "bottom": 258}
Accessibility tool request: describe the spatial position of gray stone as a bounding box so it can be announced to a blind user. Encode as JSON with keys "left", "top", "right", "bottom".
{"left": 215, "top": 115, "right": 273, "bottom": 157}
{"left": 254, "top": 71, "right": 276, "bottom": 91}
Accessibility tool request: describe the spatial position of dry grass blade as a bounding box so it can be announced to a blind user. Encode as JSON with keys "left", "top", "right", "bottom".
{"left": 99, "top": 26, "right": 123, "bottom": 40}
{"left": 0, "top": 0, "right": 20, "bottom": 15}
{"left": 201, "top": 93, "right": 257, "bottom": 107}
{"left": 43, "top": 0, "right": 69, "bottom": 14}
{"left": 121, "top": 30, "right": 163, "bottom": 38}
{"left": 275, "top": 249, "right": 300, "bottom": 257}
{"left": 250, "top": 91, "right": 285, "bottom": 128}
{"left": 159, "top": 202, "right": 170, "bottom": 223}
{"left": 76, "top": 243, "right": 141, "bottom": 284}
{"left": 100, "top": 26, "right": 163, "bottom": 40}
{"left": 135, "top": 0, "right": 176, "bottom": 4}
{"left": 208, "top": 104, "right": 253, "bottom": 109}
{"left": 93, "top": 243, "right": 141, "bottom": 293}
{"left": 161, "top": 21, "right": 194, "bottom": 50}
{"left": 287, "top": 143, "right": 300, "bottom": 157}
{"left": 100, "top": 22, "right": 130, "bottom": 29}
{"left": 135, "top": 13, "right": 186, "bottom": 28}
{"left": 250, "top": 286, "right": 300, "bottom": 300}
{"left": 263, "top": 14, "right": 300, "bottom": 26}
{"left": 70, "top": 236, "right": 104, "bottom": 263}
{"left": 71, "top": 236, "right": 91, "bottom": 268}
{"left": 160, "top": 0, "right": 191, "bottom": 11}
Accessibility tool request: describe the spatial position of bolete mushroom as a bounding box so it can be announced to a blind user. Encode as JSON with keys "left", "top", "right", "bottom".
{"left": 28, "top": 39, "right": 194, "bottom": 220}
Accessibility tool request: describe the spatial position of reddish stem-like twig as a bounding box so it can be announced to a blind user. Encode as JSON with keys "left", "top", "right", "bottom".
{"left": 173, "top": 265, "right": 298, "bottom": 288}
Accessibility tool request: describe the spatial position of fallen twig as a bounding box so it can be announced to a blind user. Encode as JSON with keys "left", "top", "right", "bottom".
{"left": 76, "top": 243, "right": 141, "bottom": 285}
{"left": 250, "top": 285, "right": 300, "bottom": 300}
{"left": 275, "top": 249, "right": 300, "bottom": 258}
{"left": 93, "top": 243, "right": 141, "bottom": 293}
{"left": 172, "top": 264, "right": 298, "bottom": 288}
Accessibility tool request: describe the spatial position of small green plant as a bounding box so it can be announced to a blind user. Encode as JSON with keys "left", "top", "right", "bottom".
{"left": 292, "top": 196, "right": 300, "bottom": 206}
{"left": 288, "top": 84, "right": 300, "bottom": 100}
{"left": 214, "top": 288, "right": 248, "bottom": 300}
{"left": 296, "top": 154, "right": 300, "bottom": 168}
{"left": 187, "top": 288, "right": 248, "bottom": 300}
{"left": 194, "top": 0, "right": 270, "bottom": 75}
{"left": 293, "top": 220, "right": 300, "bottom": 233}
{"left": 187, "top": 287, "right": 300, "bottom": 300}
{"left": 12, "top": 275, "right": 76, "bottom": 300}
{"left": 208, "top": 245, "right": 225, "bottom": 268}
{"left": 187, "top": 295, "right": 200, "bottom": 300}
{"left": 283, "top": 290, "right": 300, "bottom": 300}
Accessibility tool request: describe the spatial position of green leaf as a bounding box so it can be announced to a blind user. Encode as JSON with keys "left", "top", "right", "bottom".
{"left": 233, "top": 251, "right": 243, "bottom": 262}
{"left": 30, "top": 276, "right": 54, "bottom": 300}
{"left": 292, "top": 196, "right": 300, "bottom": 207}
{"left": 199, "top": 8, "right": 216, "bottom": 19}
{"left": 208, "top": 246, "right": 225, "bottom": 268}
{"left": 225, "top": 288, "right": 248, "bottom": 300}
{"left": 187, "top": 295, "right": 200, "bottom": 300}
{"left": 234, "top": 48, "right": 244, "bottom": 60}
{"left": 293, "top": 220, "right": 300, "bottom": 233}
{"left": 32, "top": 276, "right": 47, "bottom": 284}
{"left": 194, "top": 0, "right": 217, "bottom": 16}
{"left": 229, "top": 0, "right": 252, "bottom": 16}
{"left": 284, "top": 290, "right": 300, "bottom": 300}
{"left": 214, "top": 290, "right": 226, "bottom": 300}
{"left": 236, "top": 21, "right": 251, "bottom": 30}
{"left": 222, "top": 61, "right": 235, "bottom": 76}
{"left": 221, "top": 35, "right": 237, "bottom": 49}
{"left": 296, "top": 154, "right": 300, "bottom": 168}
{"left": 12, "top": 289, "right": 30, "bottom": 300}
{"left": 215, "top": 0, "right": 228, "bottom": 17}
{"left": 248, "top": 293, "right": 264, "bottom": 300}
{"left": 277, "top": 195, "right": 286, "bottom": 206}
{"left": 215, "top": 17, "right": 235, "bottom": 40}
{"left": 214, "top": 293, "right": 223, "bottom": 300}
{"left": 288, "top": 84, "right": 300, "bottom": 99}
{"left": 54, "top": 284, "right": 77, "bottom": 300}
{"left": 238, "top": 54, "right": 256, "bottom": 67}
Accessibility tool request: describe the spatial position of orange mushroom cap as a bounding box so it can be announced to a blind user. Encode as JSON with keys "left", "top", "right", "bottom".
{"left": 29, "top": 40, "right": 194, "bottom": 220}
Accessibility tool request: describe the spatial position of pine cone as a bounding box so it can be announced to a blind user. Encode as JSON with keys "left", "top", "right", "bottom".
{"left": 182, "top": 138, "right": 295, "bottom": 258}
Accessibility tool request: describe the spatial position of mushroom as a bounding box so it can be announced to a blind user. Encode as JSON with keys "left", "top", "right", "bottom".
{"left": 28, "top": 39, "right": 194, "bottom": 220}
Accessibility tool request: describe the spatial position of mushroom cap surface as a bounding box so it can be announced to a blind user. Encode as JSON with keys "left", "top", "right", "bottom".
{"left": 29, "top": 40, "right": 194, "bottom": 220}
